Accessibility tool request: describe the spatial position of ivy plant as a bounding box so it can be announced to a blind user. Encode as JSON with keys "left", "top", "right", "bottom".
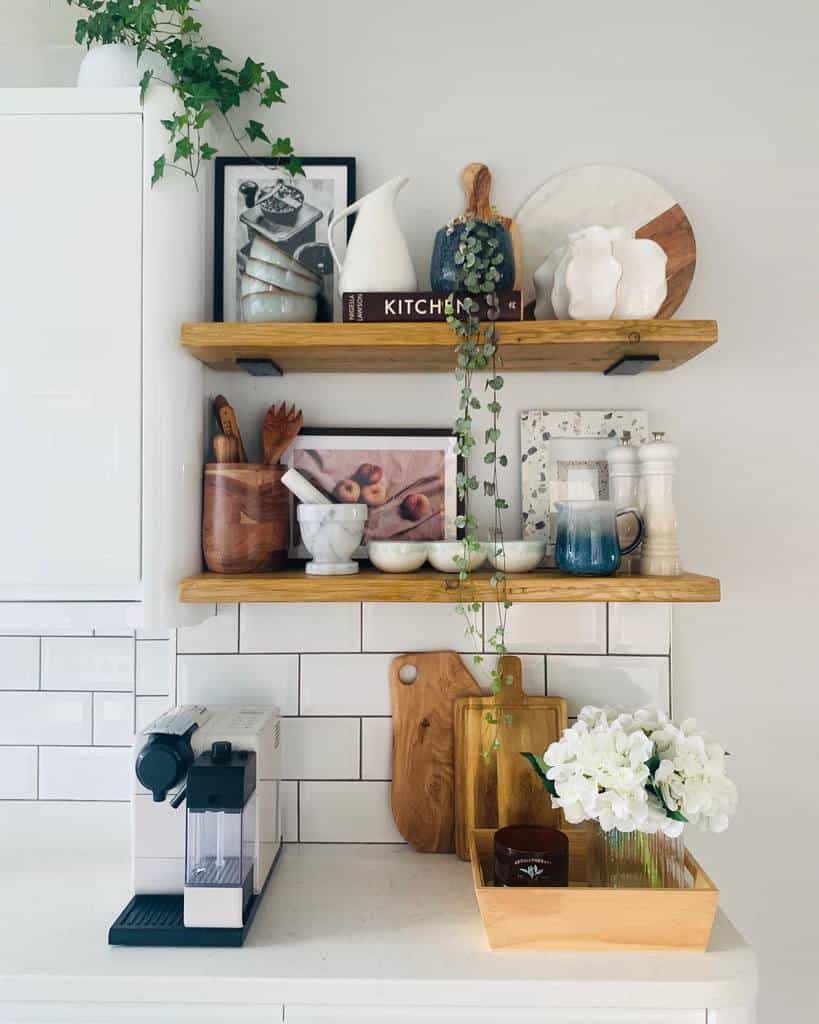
{"left": 68, "top": 0, "right": 301, "bottom": 186}
{"left": 445, "top": 218, "right": 512, "bottom": 757}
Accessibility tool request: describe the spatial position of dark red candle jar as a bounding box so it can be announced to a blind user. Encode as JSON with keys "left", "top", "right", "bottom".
{"left": 493, "top": 825, "right": 570, "bottom": 887}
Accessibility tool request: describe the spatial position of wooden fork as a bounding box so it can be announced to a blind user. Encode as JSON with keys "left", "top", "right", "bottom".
{"left": 263, "top": 402, "right": 303, "bottom": 465}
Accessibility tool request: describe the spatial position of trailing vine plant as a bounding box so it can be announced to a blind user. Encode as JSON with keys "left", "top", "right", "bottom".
{"left": 445, "top": 218, "right": 513, "bottom": 757}
{"left": 68, "top": 0, "right": 302, "bottom": 186}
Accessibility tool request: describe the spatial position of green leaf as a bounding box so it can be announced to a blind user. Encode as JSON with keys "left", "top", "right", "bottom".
{"left": 483, "top": 451, "right": 496, "bottom": 464}
{"left": 245, "top": 119, "right": 270, "bottom": 143}
{"left": 200, "top": 143, "right": 218, "bottom": 160}
{"left": 150, "top": 154, "right": 166, "bottom": 187}
{"left": 499, "top": 454, "right": 508, "bottom": 467}
{"left": 160, "top": 117, "right": 176, "bottom": 136}
{"left": 174, "top": 136, "right": 194, "bottom": 161}
{"left": 521, "top": 752, "right": 557, "bottom": 797}
{"left": 74, "top": 19, "right": 88, "bottom": 44}
{"left": 194, "top": 108, "right": 212, "bottom": 129}
{"left": 139, "top": 68, "right": 153, "bottom": 103}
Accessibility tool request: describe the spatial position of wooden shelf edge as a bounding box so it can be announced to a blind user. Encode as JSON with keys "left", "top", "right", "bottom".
{"left": 180, "top": 319, "right": 718, "bottom": 374}
{"left": 178, "top": 569, "right": 721, "bottom": 604}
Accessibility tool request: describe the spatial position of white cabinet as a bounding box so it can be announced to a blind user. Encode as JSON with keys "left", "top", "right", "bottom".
{"left": 0, "top": 88, "right": 209, "bottom": 627}
{"left": 284, "top": 1009, "right": 706, "bottom": 1024}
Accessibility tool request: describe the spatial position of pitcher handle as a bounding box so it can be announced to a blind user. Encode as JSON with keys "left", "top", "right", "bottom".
{"left": 328, "top": 195, "right": 364, "bottom": 275}
{"left": 616, "top": 507, "right": 645, "bottom": 556}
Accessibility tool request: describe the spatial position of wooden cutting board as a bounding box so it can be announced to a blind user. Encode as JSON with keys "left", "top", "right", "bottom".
{"left": 454, "top": 656, "right": 567, "bottom": 861}
{"left": 390, "top": 652, "right": 482, "bottom": 853}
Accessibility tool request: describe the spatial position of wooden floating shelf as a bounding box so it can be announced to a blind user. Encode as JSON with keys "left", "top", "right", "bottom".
{"left": 180, "top": 320, "right": 717, "bottom": 374}
{"left": 179, "top": 568, "right": 721, "bottom": 604}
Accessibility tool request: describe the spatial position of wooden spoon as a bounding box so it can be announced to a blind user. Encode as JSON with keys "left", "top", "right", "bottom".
{"left": 213, "top": 433, "right": 241, "bottom": 464}
{"left": 213, "top": 395, "right": 247, "bottom": 462}
{"left": 460, "top": 162, "right": 522, "bottom": 290}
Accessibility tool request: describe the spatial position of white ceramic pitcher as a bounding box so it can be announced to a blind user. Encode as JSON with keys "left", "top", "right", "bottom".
{"left": 328, "top": 176, "right": 418, "bottom": 296}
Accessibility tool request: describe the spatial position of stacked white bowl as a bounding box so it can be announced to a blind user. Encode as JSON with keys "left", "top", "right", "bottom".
{"left": 241, "top": 235, "right": 321, "bottom": 323}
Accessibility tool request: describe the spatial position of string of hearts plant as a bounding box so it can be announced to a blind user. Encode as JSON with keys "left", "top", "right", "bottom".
{"left": 68, "top": 0, "right": 302, "bottom": 186}
{"left": 445, "top": 217, "right": 513, "bottom": 757}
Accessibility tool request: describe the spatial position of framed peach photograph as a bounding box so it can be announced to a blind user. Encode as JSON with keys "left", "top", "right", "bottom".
{"left": 284, "top": 429, "right": 462, "bottom": 559}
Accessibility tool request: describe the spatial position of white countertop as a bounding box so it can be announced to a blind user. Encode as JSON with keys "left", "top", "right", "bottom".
{"left": 0, "top": 804, "right": 756, "bottom": 1012}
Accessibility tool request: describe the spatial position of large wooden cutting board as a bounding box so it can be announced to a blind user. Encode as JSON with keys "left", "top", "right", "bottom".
{"left": 390, "top": 652, "right": 482, "bottom": 853}
{"left": 454, "top": 656, "right": 568, "bottom": 861}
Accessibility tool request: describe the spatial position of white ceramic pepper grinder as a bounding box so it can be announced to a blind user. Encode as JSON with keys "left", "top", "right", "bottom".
{"left": 607, "top": 431, "right": 642, "bottom": 573}
{"left": 636, "top": 431, "right": 682, "bottom": 576}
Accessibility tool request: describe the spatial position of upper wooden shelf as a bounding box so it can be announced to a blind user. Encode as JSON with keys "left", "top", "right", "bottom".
{"left": 179, "top": 568, "right": 721, "bottom": 604}
{"left": 180, "top": 320, "right": 718, "bottom": 374}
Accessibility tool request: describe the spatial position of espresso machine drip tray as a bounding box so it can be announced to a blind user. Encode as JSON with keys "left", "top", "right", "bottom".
{"left": 108, "top": 852, "right": 278, "bottom": 948}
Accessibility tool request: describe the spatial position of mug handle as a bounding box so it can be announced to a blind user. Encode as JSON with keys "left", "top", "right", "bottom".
{"left": 616, "top": 507, "right": 645, "bottom": 556}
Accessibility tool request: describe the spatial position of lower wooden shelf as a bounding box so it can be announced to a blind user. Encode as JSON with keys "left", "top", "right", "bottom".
{"left": 179, "top": 567, "right": 720, "bottom": 604}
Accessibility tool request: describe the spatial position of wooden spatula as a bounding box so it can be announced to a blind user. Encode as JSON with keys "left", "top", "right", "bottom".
{"left": 460, "top": 162, "right": 523, "bottom": 290}
{"left": 263, "top": 402, "right": 303, "bottom": 465}
{"left": 213, "top": 395, "right": 247, "bottom": 463}
{"left": 213, "top": 433, "right": 241, "bottom": 464}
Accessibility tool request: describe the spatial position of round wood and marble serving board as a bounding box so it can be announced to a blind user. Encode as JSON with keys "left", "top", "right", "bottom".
{"left": 516, "top": 164, "right": 696, "bottom": 316}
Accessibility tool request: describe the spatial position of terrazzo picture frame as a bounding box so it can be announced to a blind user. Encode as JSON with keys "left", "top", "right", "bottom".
{"left": 520, "top": 410, "right": 650, "bottom": 559}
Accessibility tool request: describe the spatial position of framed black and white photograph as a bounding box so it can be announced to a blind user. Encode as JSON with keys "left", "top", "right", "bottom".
{"left": 283, "top": 429, "right": 462, "bottom": 559}
{"left": 214, "top": 157, "right": 355, "bottom": 323}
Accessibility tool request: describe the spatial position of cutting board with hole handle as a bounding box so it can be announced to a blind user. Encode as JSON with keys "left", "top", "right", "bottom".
{"left": 389, "top": 652, "right": 482, "bottom": 853}
{"left": 454, "top": 655, "right": 568, "bottom": 861}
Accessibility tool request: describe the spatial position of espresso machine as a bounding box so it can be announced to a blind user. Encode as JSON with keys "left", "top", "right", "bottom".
{"left": 109, "top": 706, "right": 282, "bottom": 947}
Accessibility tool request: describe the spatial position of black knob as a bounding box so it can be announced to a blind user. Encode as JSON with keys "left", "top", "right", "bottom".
{"left": 135, "top": 731, "right": 195, "bottom": 802}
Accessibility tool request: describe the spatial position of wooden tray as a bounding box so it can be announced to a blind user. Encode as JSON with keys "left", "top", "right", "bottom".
{"left": 469, "top": 828, "right": 719, "bottom": 952}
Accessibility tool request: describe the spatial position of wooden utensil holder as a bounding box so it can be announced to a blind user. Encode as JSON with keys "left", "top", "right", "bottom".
{"left": 203, "top": 463, "right": 288, "bottom": 574}
{"left": 469, "top": 828, "right": 719, "bottom": 952}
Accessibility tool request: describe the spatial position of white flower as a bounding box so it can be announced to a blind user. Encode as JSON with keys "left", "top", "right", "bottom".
{"left": 540, "top": 705, "right": 738, "bottom": 837}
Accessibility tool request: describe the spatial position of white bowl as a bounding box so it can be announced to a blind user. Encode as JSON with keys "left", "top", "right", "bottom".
{"left": 241, "top": 289, "right": 317, "bottom": 324}
{"left": 426, "top": 541, "right": 487, "bottom": 573}
{"left": 368, "top": 541, "right": 427, "bottom": 573}
{"left": 297, "top": 504, "right": 367, "bottom": 576}
{"left": 249, "top": 235, "right": 321, "bottom": 282}
{"left": 486, "top": 539, "right": 546, "bottom": 573}
{"left": 243, "top": 259, "right": 321, "bottom": 298}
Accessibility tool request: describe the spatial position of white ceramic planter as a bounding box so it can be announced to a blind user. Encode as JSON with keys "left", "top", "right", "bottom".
{"left": 77, "top": 44, "right": 173, "bottom": 88}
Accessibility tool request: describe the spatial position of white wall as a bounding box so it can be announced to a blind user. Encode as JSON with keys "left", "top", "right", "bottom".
{"left": 2, "top": 1, "right": 818, "bottom": 1020}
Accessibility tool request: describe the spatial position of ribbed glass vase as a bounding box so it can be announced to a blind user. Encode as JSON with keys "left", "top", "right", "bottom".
{"left": 586, "top": 823, "right": 687, "bottom": 888}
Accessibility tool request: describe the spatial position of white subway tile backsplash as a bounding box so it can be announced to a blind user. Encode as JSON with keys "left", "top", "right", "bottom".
{"left": 362, "top": 603, "right": 471, "bottom": 652}
{"left": 0, "top": 748, "right": 37, "bottom": 799}
{"left": 301, "top": 654, "right": 393, "bottom": 716}
{"left": 299, "top": 781, "right": 402, "bottom": 843}
{"left": 177, "top": 604, "right": 238, "bottom": 654}
{"left": 548, "top": 655, "right": 670, "bottom": 716}
{"left": 280, "top": 779, "right": 298, "bottom": 842}
{"left": 0, "top": 603, "right": 139, "bottom": 636}
{"left": 281, "top": 718, "right": 360, "bottom": 780}
{"left": 486, "top": 602, "right": 606, "bottom": 654}
{"left": 41, "top": 637, "right": 134, "bottom": 692}
{"left": 177, "top": 654, "right": 298, "bottom": 715}
{"left": 93, "top": 692, "right": 134, "bottom": 746}
{"left": 0, "top": 691, "right": 91, "bottom": 745}
{"left": 0, "top": 637, "right": 40, "bottom": 689}
{"left": 135, "top": 639, "right": 176, "bottom": 696}
{"left": 135, "top": 695, "right": 171, "bottom": 732}
{"left": 361, "top": 718, "right": 392, "bottom": 780}
{"left": 240, "top": 603, "right": 360, "bottom": 653}
{"left": 608, "top": 603, "right": 671, "bottom": 655}
{"left": 39, "top": 747, "right": 131, "bottom": 800}
{"left": 464, "top": 653, "right": 546, "bottom": 696}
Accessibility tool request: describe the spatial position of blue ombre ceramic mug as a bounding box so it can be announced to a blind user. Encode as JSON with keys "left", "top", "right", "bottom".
{"left": 554, "top": 500, "right": 645, "bottom": 576}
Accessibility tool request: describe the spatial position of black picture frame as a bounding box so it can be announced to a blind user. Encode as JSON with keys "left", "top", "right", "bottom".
{"left": 283, "top": 428, "right": 464, "bottom": 559}
{"left": 214, "top": 156, "right": 356, "bottom": 322}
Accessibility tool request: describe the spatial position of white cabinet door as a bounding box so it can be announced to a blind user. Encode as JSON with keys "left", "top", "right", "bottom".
{"left": 284, "top": 1007, "right": 705, "bottom": 1024}
{"left": 0, "top": 112, "right": 142, "bottom": 592}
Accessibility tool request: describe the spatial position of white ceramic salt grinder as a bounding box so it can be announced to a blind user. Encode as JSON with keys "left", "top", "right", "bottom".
{"left": 635, "top": 431, "right": 682, "bottom": 576}
{"left": 607, "top": 431, "right": 641, "bottom": 573}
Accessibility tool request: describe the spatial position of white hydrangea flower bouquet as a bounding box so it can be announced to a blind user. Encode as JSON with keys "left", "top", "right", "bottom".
{"left": 523, "top": 706, "right": 738, "bottom": 837}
